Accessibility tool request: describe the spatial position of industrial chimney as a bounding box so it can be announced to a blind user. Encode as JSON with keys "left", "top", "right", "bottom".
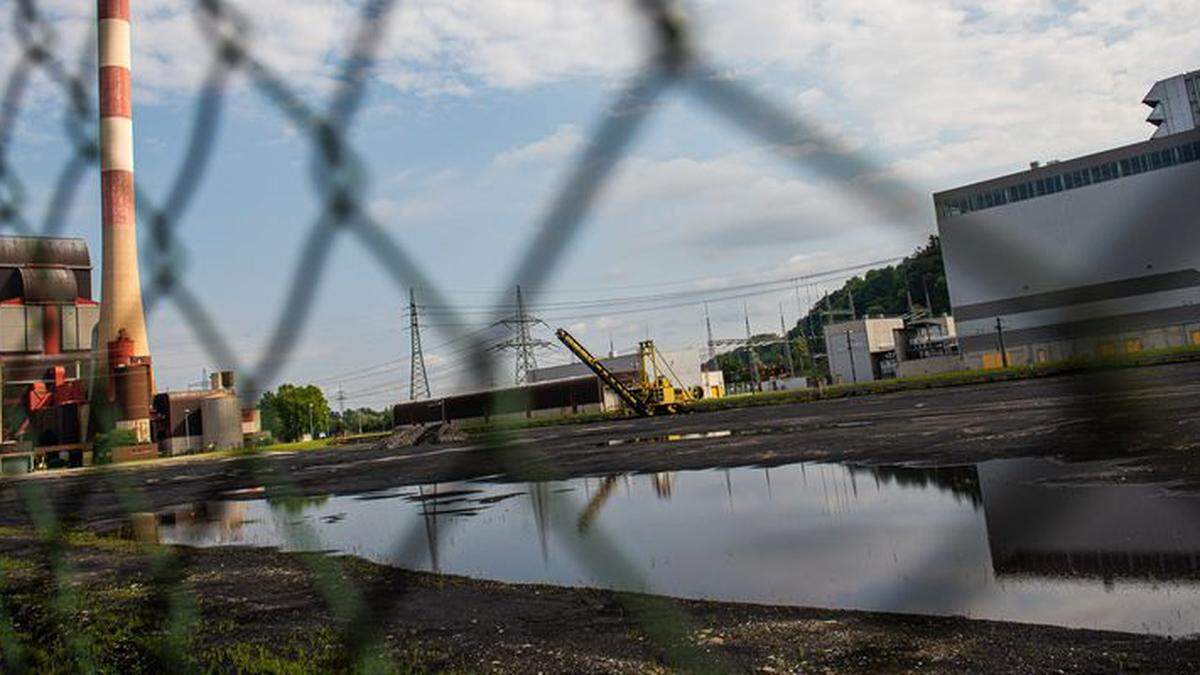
{"left": 98, "top": 0, "right": 153, "bottom": 440}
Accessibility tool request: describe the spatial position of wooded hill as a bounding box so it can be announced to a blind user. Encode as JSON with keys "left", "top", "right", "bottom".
{"left": 708, "top": 235, "right": 950, "bottom": 384}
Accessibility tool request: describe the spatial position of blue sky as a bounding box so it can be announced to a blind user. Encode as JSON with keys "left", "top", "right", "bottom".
{"left": 3, "top": 0, "right": 1199, "bottom": 407}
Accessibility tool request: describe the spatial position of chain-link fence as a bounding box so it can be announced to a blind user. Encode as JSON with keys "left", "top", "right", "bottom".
{"left": 0, "top": 0, "right": 1195, "bottom": 672}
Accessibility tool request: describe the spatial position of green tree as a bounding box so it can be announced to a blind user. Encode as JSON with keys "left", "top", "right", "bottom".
{"left": 258, "top": 390, "right": 281, "bottom": 440}
{"left": 258, "top": 384, "right": 332, "bottom": 442}
{"left": 333, "top": 407, "right": 393, "bottom": 436}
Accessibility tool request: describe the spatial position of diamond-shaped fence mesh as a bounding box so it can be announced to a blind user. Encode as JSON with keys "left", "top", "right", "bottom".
{"left": 0, "top": 0, "right": 1192, "bottom": 672}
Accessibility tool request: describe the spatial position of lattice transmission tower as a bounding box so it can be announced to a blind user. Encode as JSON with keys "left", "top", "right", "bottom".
{"left": 496, "top": 285, "right": 552, "bottom": 385}
{"left": 408, "top": 288, "right": 431, "bottom": 400}
{"left": 744, "top": 303, "right": 763, "bottom": 392}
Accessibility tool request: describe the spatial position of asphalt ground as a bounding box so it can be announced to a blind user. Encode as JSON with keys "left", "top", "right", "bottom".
{"left": 3, "top": 359, "right": 1199, "bottom": 531}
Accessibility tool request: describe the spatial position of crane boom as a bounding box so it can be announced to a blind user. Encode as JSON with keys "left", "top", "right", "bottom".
{"left": 555, "top": 328, "right": 652, "bottom": 416}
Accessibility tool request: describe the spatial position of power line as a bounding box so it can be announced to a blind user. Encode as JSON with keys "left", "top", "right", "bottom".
{"left": 411, "top": 257, "right": 905, "bottom": 314}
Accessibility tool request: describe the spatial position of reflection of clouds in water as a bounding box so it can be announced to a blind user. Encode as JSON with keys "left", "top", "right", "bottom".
{"left": 153, "top": 459, "right": 1200, "bottom": 635}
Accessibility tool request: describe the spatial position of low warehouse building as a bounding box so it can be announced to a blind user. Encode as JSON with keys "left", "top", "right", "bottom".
{"left": 154, "top": 373, "right": 244, "bottom": 455}
{"left": 393, "top": 375, "right": 613, "bottom": 427}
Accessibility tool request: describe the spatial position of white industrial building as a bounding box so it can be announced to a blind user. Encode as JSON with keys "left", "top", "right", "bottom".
{"left": 824, "top": 317, "right": 904, "bottom": 384}
{"left": 1144, "top": 69, "right": 1200, "bottom": 139}
{"left": 935, "top": 70, "right": 1200, "bottom": 368}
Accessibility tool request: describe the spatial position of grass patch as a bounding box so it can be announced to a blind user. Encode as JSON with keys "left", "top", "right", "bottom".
{"left": 62, "top": 528, "right": 151, "bottom": 555}
{"left": 0, "top": 572, "right": 172, "bottom": 673}
{"left": 201, "top": 629, "right": 344, "bottom": 674}
{"left": 253, "top": 438, "right": 334, "bottom": 453}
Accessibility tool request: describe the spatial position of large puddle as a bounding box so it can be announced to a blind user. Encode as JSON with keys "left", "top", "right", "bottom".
{"left": 149, "top": 458, "right": 1200, "bottom": 635}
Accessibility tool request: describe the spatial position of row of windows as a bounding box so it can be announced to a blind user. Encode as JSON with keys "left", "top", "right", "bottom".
{"left": 938, "top": 138, "right": 1200, "bottom": 219}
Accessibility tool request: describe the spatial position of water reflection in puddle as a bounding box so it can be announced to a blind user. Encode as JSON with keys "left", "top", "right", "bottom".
{"left": 152, "top": 459, "right": 1200, "bottom": 635}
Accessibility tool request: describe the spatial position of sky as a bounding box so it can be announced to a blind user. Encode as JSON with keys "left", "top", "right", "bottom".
{"left": 2, "top": 0, "right": 1199, "bottom": 407}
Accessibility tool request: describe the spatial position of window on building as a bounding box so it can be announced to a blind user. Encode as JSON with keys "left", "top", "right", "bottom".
{"left": 942, "top": 138, "right": 1199, "bottom": 219}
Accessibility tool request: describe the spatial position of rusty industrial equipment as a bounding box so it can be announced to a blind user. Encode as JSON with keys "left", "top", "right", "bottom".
{"left": 555, "top": 328, "right": 690, "bottom": 416}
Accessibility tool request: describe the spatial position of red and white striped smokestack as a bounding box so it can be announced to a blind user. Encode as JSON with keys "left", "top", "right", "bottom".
{"left": 98, "top": 0, "right": 150, "bottom": 359}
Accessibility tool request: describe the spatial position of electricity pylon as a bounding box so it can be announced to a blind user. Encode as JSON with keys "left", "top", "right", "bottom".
{"left": 409, "top": 288, "right": 431, "bottom": 400}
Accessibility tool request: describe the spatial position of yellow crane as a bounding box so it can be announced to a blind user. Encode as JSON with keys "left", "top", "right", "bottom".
{"left": 555, "top": 328, "right": 691, "bottom": 417}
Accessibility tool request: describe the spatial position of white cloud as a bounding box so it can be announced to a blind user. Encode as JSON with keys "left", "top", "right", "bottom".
{"left": 493, "top": 125, "right": 583, "bottom": 168}
{"left": 597, "top": 154, "right": 922, "bottom": 254}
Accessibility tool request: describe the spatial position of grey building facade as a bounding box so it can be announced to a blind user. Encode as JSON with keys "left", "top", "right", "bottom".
{"left": 935, "top": 121, "right": 1200, "bottom": 368}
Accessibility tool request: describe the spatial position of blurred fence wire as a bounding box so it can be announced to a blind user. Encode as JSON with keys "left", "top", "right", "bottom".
{"left": 0, "top": 0, "right": 1173, "bottom": 672}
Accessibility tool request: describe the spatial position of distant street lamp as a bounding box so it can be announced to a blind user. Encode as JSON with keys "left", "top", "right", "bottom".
{"left": 183, "top": 408, "right": 194, "bottom": 452}
{"left": 308, "top": 403, "right": 314, "bottom": 440}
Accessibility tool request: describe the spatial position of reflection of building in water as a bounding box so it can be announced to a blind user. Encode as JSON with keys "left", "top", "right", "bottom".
{"left": 156, "top": 500, "right": 250, "bottom": 543}
{"left": 979, "top": 459, "right": 1200, "bottom": 581}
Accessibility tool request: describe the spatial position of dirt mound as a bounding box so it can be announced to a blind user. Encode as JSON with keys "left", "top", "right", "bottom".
{"left": 378, "top": 423, "right": 466, "bottom": 450}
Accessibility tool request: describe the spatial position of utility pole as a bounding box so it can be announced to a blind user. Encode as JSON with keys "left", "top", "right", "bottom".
{"left": 847, "top": 286, "right": 857, "bottom": 320}
{"left": 336, "top": 386, "right": 346, "bottom": 436}
{"left": 308, "top": 402, "right": 314, "bottom": 440}
{"left": 744, "top": 303, "right": 762, "bottom": 392}
{"left": 779, "top": 303, "right": 796, "bottom": 379}
{"left": 845, "top": 330, "right": 858, "bottom": 384}
{"left": 408, "top": 288, "right": 431, "bottom": 400}
{"left": 995, "top": 317, "right": 1009, "bottom": 368}
{"left": 793, "top": 281, "right": 805, "bottom": 327}
{"left": 923, "top": 275, "right": 935, "bottom": 316}
{"left": 705, "top": 302, "right": 716, "bottom": 361}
